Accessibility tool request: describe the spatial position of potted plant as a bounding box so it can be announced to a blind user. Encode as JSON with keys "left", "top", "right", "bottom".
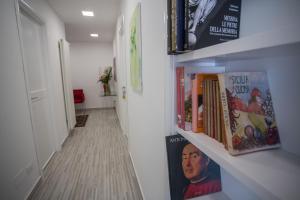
{"left": 98, "top": 66, "right": 112, "bottom": 96}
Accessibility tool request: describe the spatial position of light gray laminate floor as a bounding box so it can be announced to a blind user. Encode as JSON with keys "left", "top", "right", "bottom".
{"left": 29, "top": 109, "right": 143, "bottom": 200}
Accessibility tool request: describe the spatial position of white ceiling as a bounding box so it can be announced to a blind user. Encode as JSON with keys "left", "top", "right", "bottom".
{"left": 47, "top": 0, "right": 120, "bottom": 43}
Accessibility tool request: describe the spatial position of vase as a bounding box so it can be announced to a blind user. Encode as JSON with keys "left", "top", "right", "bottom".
{"left": 103, "top": 83, "right": 111, "bottom": 96}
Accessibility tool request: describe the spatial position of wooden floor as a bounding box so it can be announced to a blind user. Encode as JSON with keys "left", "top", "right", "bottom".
{"left": 29, "top": 109, "right": 143, "bottom": 200}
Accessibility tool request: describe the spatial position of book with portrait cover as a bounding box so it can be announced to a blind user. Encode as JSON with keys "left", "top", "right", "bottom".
{"left": 218, "top": 72, "right": 281, "bottom": 155}
{"left": 186, "top": 0, "right": 241, "bottom": 50}
{"left": 166, "top": 134, "right": 222, "bottom": 200}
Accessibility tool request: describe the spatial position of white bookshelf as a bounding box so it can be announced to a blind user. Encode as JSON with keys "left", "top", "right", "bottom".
{"left": 191, "top": 191, "right": 231, "bottom": 200}
{"left": 176, "top": 127, "right": 300, "bottom": 200}
{"left": 168, "top": 1, "right": 300, "bottom": 199}
{"left": 176, "top": 24, "right": 300, "bottom": 64}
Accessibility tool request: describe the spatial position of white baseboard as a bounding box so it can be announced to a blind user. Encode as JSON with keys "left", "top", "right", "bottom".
{"left": 129, "top": 152, "right": 146, "bottom": 200}
{"left": 42, "top": 151, "right": 55, "bottom": 170}
{"left": 25, "top": 175, "right": 41, "bottom": 200}
{"left": 60, "top": 133, "right": 69, "bottom": 149}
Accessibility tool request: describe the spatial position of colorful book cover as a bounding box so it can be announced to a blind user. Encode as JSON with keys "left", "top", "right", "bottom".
{"left": 192, "top": 74, "right": 205, "bottom": 133}
{"left": 186, "top": 0, "right": 241, "bottom": 50}
{"left": 176, "top": 67, "right": 185, "bottom": 128}
{"left": 218, "top": 72, "right": 281, "bottom": 155}
{"left": 166, "top": 134, "right": 222, "bottom": 200}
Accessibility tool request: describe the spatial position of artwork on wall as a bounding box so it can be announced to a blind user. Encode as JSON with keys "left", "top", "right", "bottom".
{"left": 130, "top": 3, "right": 142, "bottom": 93}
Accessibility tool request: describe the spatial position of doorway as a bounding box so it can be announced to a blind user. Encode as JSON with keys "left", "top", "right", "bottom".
{"left": 58, "top": 39, "right": 76, "bottom": 132}
{"left": 17, "top": 2, "right": 55, "bottom": 170}
{"left": 116, "top": 15, "right": 130, "bottom": 140}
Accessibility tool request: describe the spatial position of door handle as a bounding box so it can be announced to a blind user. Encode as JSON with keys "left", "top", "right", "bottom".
{"left": 122, "top": 86, "right": 126, "bottom": 99}
{"left": 31, "top": 96, "right": 40, "bottom": 101}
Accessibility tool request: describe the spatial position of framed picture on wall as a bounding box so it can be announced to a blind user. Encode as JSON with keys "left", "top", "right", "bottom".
{"left": 129, "top": 2, "right": 142, "bottom": 93}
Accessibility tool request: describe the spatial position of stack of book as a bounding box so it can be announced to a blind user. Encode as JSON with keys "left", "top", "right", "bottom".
{"left": 176, "top": 67, "right": 281, "bottom": 155}
{"left": 167, "top": 0, "right": 241, "bottom": 54}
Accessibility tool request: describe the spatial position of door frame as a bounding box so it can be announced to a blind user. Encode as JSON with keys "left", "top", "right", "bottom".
{"left": 15, "top": 0, "right": 58, "bottom": 172}
{"left": 116, "top": 14, "right": 130, "bottom": 141}
{"left": 58, "top": 39, "right": 76, "bottom": 132}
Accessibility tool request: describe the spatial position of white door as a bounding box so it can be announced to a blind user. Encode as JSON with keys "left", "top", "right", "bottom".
{"left": 58, "top": 39, "right": 76, "bottom": 131}
{"left": 116, "top": 15, "right": 130, "bottom": 138}
{"left": 19, "top": 11, "right": 55, "bottom": 169}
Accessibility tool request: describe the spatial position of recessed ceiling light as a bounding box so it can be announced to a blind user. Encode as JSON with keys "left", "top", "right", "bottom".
{"left": 90, "top": 33, "right": 99, "bottom": 38}
{"left": 82, "top": 11, "right": 94, "bottom": 17}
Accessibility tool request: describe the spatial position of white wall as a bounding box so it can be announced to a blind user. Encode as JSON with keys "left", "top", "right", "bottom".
{"left": 70, "top": 42, "right": 115, "bottom": 109}
{"left": 0, "top": 0, "right": 67, "bottom": 199}
{"left": 118, "top": 0, "right": 171, "bottom": 199}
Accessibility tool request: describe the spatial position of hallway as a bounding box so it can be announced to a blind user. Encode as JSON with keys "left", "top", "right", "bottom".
{"left": 29, "top": 109, "right": 143, "bottom": 200}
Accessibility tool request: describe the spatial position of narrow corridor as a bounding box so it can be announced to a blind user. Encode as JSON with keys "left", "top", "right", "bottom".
{"left": 29, "top": 109, "right": 143, "bottom": 200}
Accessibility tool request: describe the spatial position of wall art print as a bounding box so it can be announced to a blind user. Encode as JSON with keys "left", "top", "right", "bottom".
{"left": 130, "top": 3, "right": 142, "bottom": 93}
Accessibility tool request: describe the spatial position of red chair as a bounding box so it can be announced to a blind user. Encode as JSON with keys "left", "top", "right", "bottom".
{"left": 73, "top": 89, "right": 85, "bottom": 104}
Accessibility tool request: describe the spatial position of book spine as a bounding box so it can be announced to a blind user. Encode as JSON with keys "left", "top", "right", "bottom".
{"left": 176, "top": 67, "right": 182, "bottom": 128}
{"left": 176, "top": 0, "right": 185, "bottom": 51}
{"left": 184, "top": 0, "right": 189, "bottom": 50}
{"left": 203, "top": 80, "right": 207, "bottom": 135}
{"left": 180, "top": 67, "right": 185, "bottom": 129}
{"left": 207, "top": 80, "right": 211, "bottom": 137}
{"left": 197, "top": 75, "right": 204, "bottom": 132}
{"left": 218, "top": 74, "right": 234, "bottom": 154}
{"left": 171, "top": 0, "right": 176, "bottom": 52}
{"left": 216, "top": 81, "right": 221, "bottom": 143}
{"left": 212, "top": 81, "right": 216, "bottom": 140}
{"left": 167, "top": 0, "right": 172, "bottom": 54}
{"left": 184, "top": 73, "right": 192, "bottom": 131}
{"left": 192, "top": 74, "right": 198, "bottom": 132}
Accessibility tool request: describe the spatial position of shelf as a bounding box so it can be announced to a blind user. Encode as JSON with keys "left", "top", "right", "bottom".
{"left": 175, "top": 25, "right": 300, "bottom": 63}
{"left": 192, "top": 191, "right": 230, "bottom": 200}
{"left": 176, "top": 126, "right": 300, "bottom": 200}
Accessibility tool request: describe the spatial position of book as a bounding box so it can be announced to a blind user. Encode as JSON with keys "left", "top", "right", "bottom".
{"left": 192, "top": 74, "right": 205, "bottom": 133}
{"left": 186, "top": 0, "right": 241, "bottom": 50}
{"left": 176, "top": 0, "right": 185, "bottom": 51}
{"left": 167, "top": 0, "right": 172, "bottom": 53}
{"left": 203, "top": 80, "right": 208, "bottom": 135}
{"left": 202, "top": 75, "right": 218, "bottom": 136}
{"left": 166, "top": 134, "right": 222, "bottom": 200}
{"left": 218, "top": 72, "right": 281, "bottom": 155}
{"left": 171, "top": 0, "right": 177, "bottom": 52}
{"left": 183, "top": 71, "right": 193, "bottom": 131}
{"left": 176, "top": 67, "right": 184, "bottom": 128}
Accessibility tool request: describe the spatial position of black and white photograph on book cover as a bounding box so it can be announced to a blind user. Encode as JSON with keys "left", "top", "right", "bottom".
{"left": 187, "top": 0, "right": 241, "bottom": 50}
{"left": 166, "top": 134, "right": 222, "bottom": 200}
